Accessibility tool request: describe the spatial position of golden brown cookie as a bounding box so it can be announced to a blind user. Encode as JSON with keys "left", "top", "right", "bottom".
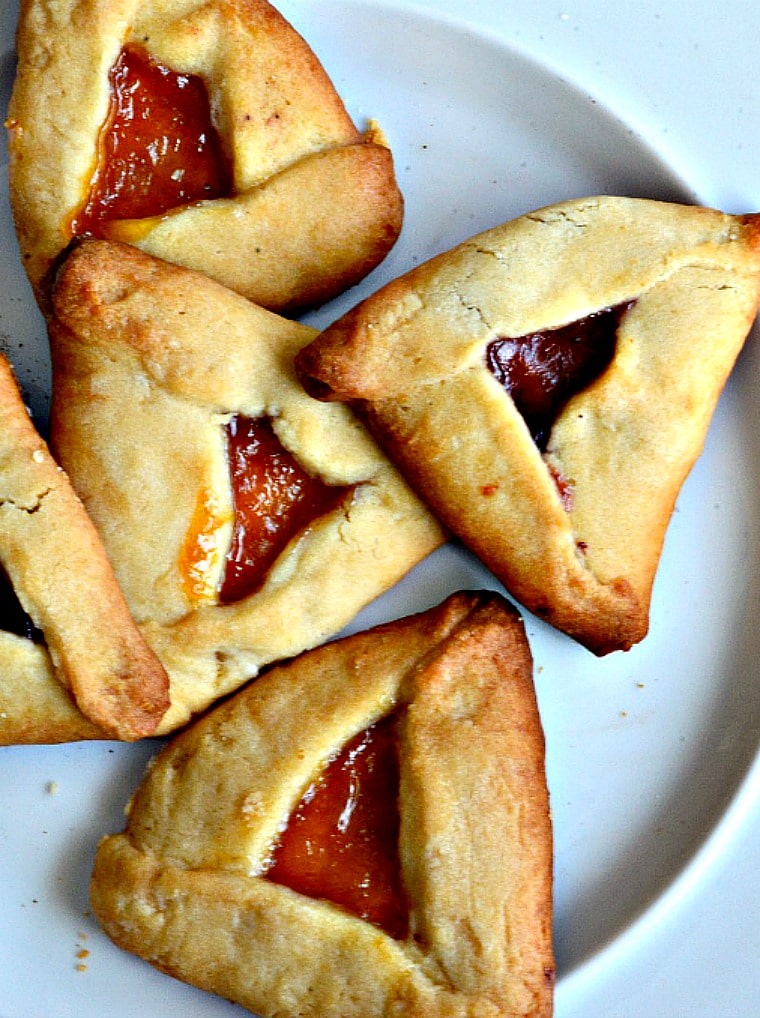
{"left": 47, "top": 238, "right": 445, "bottom": 734}
{"left": 90, "top": 590, "right": 554, "bottom": 1018}
{"left": 0, "top": 353, "right": 169, "bottom": 743}
{"left": 296, "top": 196, "right": 760, "bottom": 654}
{"left": 7, "top": 0, "right": 403, "bottom": 312}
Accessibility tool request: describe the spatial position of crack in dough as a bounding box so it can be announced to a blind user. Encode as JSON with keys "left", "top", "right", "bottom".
{"left": 0, "top": 486, "right": 54, "bottom": 515}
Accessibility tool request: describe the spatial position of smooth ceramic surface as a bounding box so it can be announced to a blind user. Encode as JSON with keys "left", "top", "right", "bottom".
{"left": 1, "top": 2, "right": 759, "bottom": 1016}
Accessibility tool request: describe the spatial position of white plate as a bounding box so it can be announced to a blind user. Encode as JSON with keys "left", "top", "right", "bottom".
{"left": 1, "top": 2, "right": 759, "bottom": 1015}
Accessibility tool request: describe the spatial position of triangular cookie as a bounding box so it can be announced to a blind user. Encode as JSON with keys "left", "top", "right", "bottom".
{"left": 8, "top": 0, "right": 403, "bottom": 312}
{"left": 296, "top": 196, "right": 760, "bottom": 654}
{"left": 90, "top": 590, "right": 554, "bottom": 1017}
{"left": 0, "top": 353, "right": 169, "bottom": 743}
{"left": 47, "top": 239, "right": 444, "bottom": 733}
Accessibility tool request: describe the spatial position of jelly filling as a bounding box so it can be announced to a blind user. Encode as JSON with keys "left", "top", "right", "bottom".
{"left": 0, "top": 569, "right": 43, "bottom": 643}
{"left": 220, "top": 416, "right": 349, "bottom": 604}
{"left": 72, "top": 44, "right": 230, "bottom": 234}
{"left": 486, "top": 301, "right": 635, "bottom": 449}
{"left": 266, "top": 715, "right": 408, "bottom": 939}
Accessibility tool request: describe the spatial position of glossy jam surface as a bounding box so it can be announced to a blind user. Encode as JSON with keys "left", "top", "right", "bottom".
{"left": 266, "top": 717, "right": 407, "bottom": 939}
{"left": 72, "top": 45, "right": 230, "bottom": 234}
{"left": 179, "top": 488, "right": 230, "bottom": 603}
{"left": 220, "top": 416, "right": 347, "bottom": 604}
{"left": 0, "top": 571, "right": 42, "bottom": 643}
{"left": 486, "top": 301, "right": 634, "bottom": 449}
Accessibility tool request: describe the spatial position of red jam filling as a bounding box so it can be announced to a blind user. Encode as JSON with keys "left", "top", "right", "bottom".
{"left": 72, "top": 44, "right": 230, "bottom": 234}
{"left": 266, "top": 716, "right": 408, "bottom": 939}
{"left": 220, "top": 416, "right": 348, "bottom": 604}
{"left": 486, "top": 301, "right": 635, "bottom": 450}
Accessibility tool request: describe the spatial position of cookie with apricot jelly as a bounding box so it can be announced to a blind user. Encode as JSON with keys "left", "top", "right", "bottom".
{"left": 296, "top": 196, "right": 760, "bottom": 654}
{"left": 0, "top": 353, "right": 169, "bottom": 744}
{"left": 90, "top": 590, "right": 554, "bottom": 1018}
{"left": 47, "top": 239, "right": 444, "bottom": 734}
{"left": 7, "top": 0, "right": 403, "bottom": 312}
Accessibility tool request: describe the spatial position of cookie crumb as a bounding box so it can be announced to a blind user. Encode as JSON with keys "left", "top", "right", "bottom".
{"left": 75, "top": 932, "right": 91, "bottom": 971}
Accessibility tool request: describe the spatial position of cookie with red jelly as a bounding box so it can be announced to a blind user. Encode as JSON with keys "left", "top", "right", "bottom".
{"left": 0, "top": 353, "right": 169, "bottom": 744}
{"left": 46, "top": 239, "right": 444, "bottom": 734}
{"left": 296, "top": 196, "right": 760, "bottom": 654}
{"left": 7, "top": 0, "right": 403, "bottom": 312}
{"left": 90, "top": 590, "right": 554, "bottom": 1017}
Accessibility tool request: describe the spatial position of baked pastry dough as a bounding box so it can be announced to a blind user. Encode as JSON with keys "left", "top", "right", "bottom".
{"left": 0, "top": 353, "right": 169, "bottom": 743}
{"left": 296, "top": 196, "right": 760, "bottom": 655}
{"left": 7, "top": 0, "right": 403, "bottom": 312}
{"left": 47, "top": 239, "right": 445, "bottom": 734}
{"left": 90, "top": 590, "right": 554, "bottom": 1017}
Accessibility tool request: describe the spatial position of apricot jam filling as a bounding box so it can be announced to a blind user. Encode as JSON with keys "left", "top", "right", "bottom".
{"left": 266, "top": 715, "right": 408, "bottom": 939}
{"left": 486, "top": 301, "right": 635, "bottom": 450}
{"left": 72, "top": 44, "right": 230, "bottom": 235}
{"left": 179, "top": 488, "right": 232, "bottom": 604}
{"left": 220, "top": 416, "right": 349, "bottom": 604}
